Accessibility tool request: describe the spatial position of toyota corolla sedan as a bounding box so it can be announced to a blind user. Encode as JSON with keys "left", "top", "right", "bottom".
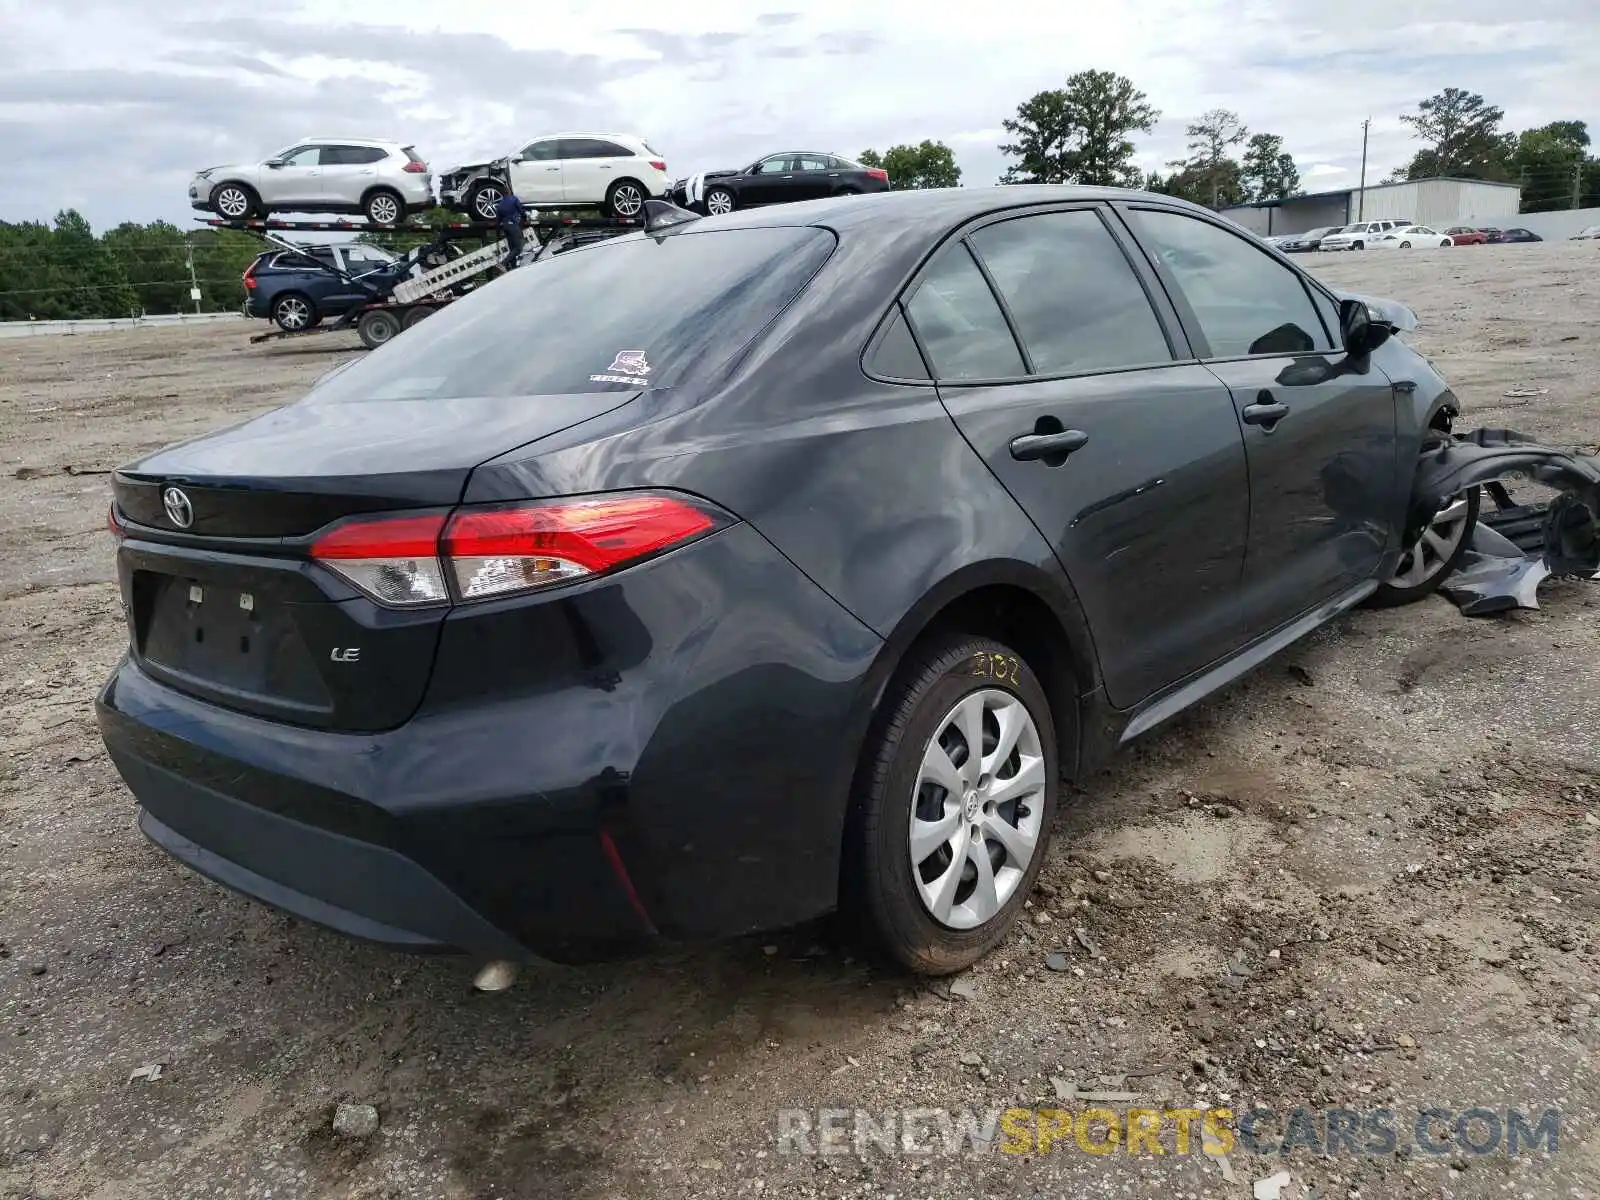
{"left": 97, "top": 187, "right": 1480, "bottom": 976}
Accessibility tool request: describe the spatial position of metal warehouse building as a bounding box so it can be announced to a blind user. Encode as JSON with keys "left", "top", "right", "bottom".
{"left": 1221, "top": 177, "right": 1522, "bottom": 236}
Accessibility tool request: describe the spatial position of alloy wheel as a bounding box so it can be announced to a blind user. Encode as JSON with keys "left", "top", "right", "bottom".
{"left": 215, "top": 187, "right": 250, "bottom": 219}
{"left": 706, "top": 190, "right": 734, "bottom": 216}
{"left": 274, "top": 297, "right": 310, "bottom": 331}
{"left": 610, "top": 184, "right": 643, "bottom": 217}
{"left": 473, "top": 185, "right": 503, "bottom": 222}
{"left": 1385, "top": 493, "right": 1474, "bottom": 589}
{"left": 367, "top": 193, "right": 401, "bottom": 225}
{"left": 909, "top": 688, "right": 1046, "bottom": 930}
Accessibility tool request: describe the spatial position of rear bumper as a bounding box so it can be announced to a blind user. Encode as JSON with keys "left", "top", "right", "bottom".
{"left": 96, "top": 522, "right": 885, "bottom": 963}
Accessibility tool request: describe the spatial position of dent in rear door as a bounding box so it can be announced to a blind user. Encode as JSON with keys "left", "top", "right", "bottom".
{"left": 906, "top": 209, "right": 1251, "bottom": 708}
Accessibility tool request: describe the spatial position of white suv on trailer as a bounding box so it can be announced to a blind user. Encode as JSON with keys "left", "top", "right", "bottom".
{"left": 439, "top": 133, "right": 669, "bottom": 221}
{"left": 189, "top": 137, "right": 434, "bottom": 227}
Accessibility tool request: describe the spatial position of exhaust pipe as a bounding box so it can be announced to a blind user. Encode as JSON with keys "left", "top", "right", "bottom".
{"left": 472, "top": 960, "right": 519, "bottom": 992}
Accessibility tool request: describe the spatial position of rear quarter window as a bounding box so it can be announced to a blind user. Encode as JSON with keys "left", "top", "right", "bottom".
{"left": 309, "top": 226, "right": 836, "bottom": 401}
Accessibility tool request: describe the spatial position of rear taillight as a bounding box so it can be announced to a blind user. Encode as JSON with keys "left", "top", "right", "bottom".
{"left": 311, "top": 513, "right": 450, "bottom": 606}
{"left": 648, "top": 159, "right": 667, "bottom": 173}
{"left": 403, "top": 160, "right": 429, "bottom": 173}
{"left": 308, "top": 493, "right": 728, "bottom": 607}
{"left": 107, "top": 504, "right": 123, "bottom": 540}
{"left": 242, "top": 262, "right": 256, "bottom": 290}
{"left": 865, "top": 167, "right": 889, "bottom": 183}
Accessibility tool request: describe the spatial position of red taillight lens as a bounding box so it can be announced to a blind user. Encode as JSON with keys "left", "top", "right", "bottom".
{"left": 865, "top": 167, "right": 889, "bottom": 183}
{"left": 442, "top": 494, "right": 720, "bottom": 600}
{"left": 311, "top": 513, "right": 450, "bottom": 606}
{"left": 107, "top": 504, "right": 123, "bottom": 539}
{"left": 308, "top": 494, "right": 727, "bottom": 607}
{"left": 403, "top": 160, "right": 428, "bottom": 173}
{"left": 242, "top": 262, "right": 256, "bottom": 290}
{"left": 649, "top": 159, "right": 667, "bottom": 173}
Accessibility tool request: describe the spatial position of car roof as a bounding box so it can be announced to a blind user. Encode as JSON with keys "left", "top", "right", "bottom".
{"left": 684, "top": 184, "right": 1225, "bottom": 236}
{"left": 533, "top": 131, "right": 645, "bottom": 141}
{"left": 294, "top": 136, "right": 402, "bottom": 147}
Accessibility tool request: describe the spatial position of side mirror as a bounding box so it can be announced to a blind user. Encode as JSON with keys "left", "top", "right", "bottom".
{"left": 264, "top": 158, "right": 284, "bottom": 169}
{"left": 1340, "top": 299, "right": 1391, "bottom": 357}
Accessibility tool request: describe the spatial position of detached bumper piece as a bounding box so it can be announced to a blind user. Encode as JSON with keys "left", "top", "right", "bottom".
{"left": 1411, "top": 429, "right": 1600, "bottom": 616}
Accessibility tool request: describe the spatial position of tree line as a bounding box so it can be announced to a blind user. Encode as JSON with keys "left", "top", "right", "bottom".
{"left": 859, "top": 77, "right": 1600, "bottom": 213}
{"left": 7, "top": 82, "right": 1597, "bottom": 321}
{"left": 0, "top": 212, "right": 262, "bottom": 322}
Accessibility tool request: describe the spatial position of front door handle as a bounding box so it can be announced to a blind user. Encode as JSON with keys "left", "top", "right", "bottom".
{"left": 1009, "top": 429, "right": 1089, "bottom": 461}
{"left": 1241, "top": 398, "right": 1290, "bottom": 427}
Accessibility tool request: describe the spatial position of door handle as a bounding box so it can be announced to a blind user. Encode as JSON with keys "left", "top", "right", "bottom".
{"left": 545, "top": 167, "right": 559, "bottom": 172}
{"left": 782, "top": 174, "right": 795, "bottom": 179}
{"left": 1009, "top": 429, "right": 1089, "bottom": 461}
{"left": 1241, "top": 397, "right": 1290, "bottom": 427}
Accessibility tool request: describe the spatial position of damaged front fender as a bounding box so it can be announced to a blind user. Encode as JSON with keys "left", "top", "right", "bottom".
{"left": 1410, "top": 428, "right": 1600, "bottom": 614}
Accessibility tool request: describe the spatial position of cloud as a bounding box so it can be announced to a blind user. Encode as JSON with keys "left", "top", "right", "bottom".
{"left": 0, "top": 0, "right": 1594, "bottom": 229}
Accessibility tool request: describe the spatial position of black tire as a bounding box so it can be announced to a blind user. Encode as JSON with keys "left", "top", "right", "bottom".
{"left": 270, "top": 292, "right": 318, "bottom": 333}
{"left": 834, "top": 185, "right": 861, "bottom": 196}
{"left": 847, "top": 634, "right": 1060, "bottom": 976}
{"left": 1367, "top": 485, "right": 1481, "bottom": 607}
{"left": 703, "top": 187, "right": 736, "bottom": 217}
{"left": 605, "top": 179, "right": 647, "bottom": 219}
{"left": 356, "top": 308, "right": 401, "bottom": 350}
{"left": 210, "top": 182, "right": 259, "bottom": 221}
{"left": 363, "top": 188, "right": 404, "bottom": 227}
{"left": 1352, "top": 240, "right": 1365, "bottom": 250}
{"left": 401, "top": 305, "right": 435, "bottom": 330}
{"left": 468, "top": 180, "right": 505, "bottom": 223}
{"left": 1399, "top": 240, "right": 1412, "bottom": 249}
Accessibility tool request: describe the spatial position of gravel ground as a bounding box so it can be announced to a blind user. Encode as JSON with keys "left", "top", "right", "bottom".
{"left": 2, "top": 243, "right": 1597, "bottom": 1200}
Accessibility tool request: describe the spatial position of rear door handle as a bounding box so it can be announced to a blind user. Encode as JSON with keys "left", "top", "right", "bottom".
{"left": 1241, "top": 398, "right": 1290, "bottom": 427}
{"left": 1009, "top": 429, "right": 1089, "bottom": 461}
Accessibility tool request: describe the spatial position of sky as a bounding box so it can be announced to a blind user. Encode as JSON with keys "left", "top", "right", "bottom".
{"left": 1, "top": 0, "right": 1596, "bottom": 232}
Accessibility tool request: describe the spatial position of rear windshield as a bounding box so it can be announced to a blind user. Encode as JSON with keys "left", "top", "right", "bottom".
{"left": 309, "top": 226, "right": 834, "bottom": 401}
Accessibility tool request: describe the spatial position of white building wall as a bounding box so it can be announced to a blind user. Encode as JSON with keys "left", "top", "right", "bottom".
{"left": 1350, "top": 179, "right": 1521, "bottom": 226}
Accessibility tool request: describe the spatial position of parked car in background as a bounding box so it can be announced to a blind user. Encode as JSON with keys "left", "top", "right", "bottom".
{"left": 1370, "top": 225, "right": 1454, "bottom": 250}
{"left": 243, "top": 243, "right": 402, "bottom": 332}
{"left": 1443, "top": 226, "right": 1486, "bottom": 245}
{"left": 190, "top": 138, "right": 433, "bottom": 226}
{"left": 1572, "top": 225, "right": 1600, "bottom": 240}
{"left": 1276, "top": 226, "right": 1342, "bottom": 253}
{"left": 669, "top": 152, "right": 890, "bottom": 215}
{"left": 100, "top": 185, "right": 1488, "bottom": 978}
{"left": 1496, "top": 228, "right": 1543, "bottom": 243}
{"left": 439, "top": 133, "right": 668, "bottom": 221}
{"left": 1320, "top": 219, "right": 1412, "bottom": 251}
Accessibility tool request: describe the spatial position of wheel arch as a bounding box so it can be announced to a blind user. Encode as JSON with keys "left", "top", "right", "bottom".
{"left": 361, "top": 183, "right": 404, "bottom": 207}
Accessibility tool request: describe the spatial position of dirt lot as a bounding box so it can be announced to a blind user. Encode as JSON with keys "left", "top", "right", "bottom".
{"left": 2, "top": 244, "right": 1598, "bottom": 1200}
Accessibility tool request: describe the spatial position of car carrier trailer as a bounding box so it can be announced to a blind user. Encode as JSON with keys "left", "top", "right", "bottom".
{"left": 201, "top": 213, "right": 645, "bottom": 349}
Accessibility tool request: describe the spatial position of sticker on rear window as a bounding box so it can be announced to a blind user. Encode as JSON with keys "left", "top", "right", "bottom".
{"left": 587, "top": 349, "right": 652, "bottom": 386}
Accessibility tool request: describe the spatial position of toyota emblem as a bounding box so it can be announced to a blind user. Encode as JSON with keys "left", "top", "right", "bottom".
{"left": 162, "top": 486, "right": 194, "bottom": 529}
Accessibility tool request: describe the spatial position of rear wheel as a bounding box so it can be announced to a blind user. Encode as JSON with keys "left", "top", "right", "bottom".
{"left": 834, "top": 186, "right": 861, "bottom": 196}
{"left": 401, "top": 305, "right": 435, "bottom": 330}
{"left": 270, "top": 292, "right": 317, "bottom": 333}
{"left": 364, "top": 188, "right": 404, "bottom": 227}
{"left": 847, "top": 634, "right": 1059, "bottom": 975}
{"left": 1399, "top": 240, "right": 1412, "bottom": 248}
{"left": 1368, "top": 486, "right": 1480, "bottom": 607}
{"left": 357, "top": 308, "right": 401, "bottom": 350}
{"left": 605, "top": 179, "right": 646, "bottom": 218}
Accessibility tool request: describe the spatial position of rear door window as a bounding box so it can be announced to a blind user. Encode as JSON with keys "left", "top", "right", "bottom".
{"left": 904, "top": 244, "right": 1026, "bottom": 381}
{"left": 968, "top": 210, "right": 1172, "bottom": 375}
{"left": 308, "top": 226, "right": 836, "bottom": 401}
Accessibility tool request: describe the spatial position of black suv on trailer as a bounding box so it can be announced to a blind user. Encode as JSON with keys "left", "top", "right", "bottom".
{"left": 98, "top": 187, "right": 1478, "bottom": 975}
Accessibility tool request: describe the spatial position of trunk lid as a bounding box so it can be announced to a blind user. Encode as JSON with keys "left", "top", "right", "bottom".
{"left": 112, "top": 390, "right": 640, "bottom": 732}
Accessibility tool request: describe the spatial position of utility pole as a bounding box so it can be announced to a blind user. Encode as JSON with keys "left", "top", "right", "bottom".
{"left": 184, "top": 239, "right": 201, "bottom": 314}
{"left": 1357, "top": 118, "right": 1370, "bottom": 220}
{"left": 1575, "top": 159, "right": 1585, "bottom": 211}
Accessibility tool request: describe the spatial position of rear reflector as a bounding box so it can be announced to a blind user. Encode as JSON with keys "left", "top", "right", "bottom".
{"left": 308, "top": 493, "right": 728, "bottom": 607}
